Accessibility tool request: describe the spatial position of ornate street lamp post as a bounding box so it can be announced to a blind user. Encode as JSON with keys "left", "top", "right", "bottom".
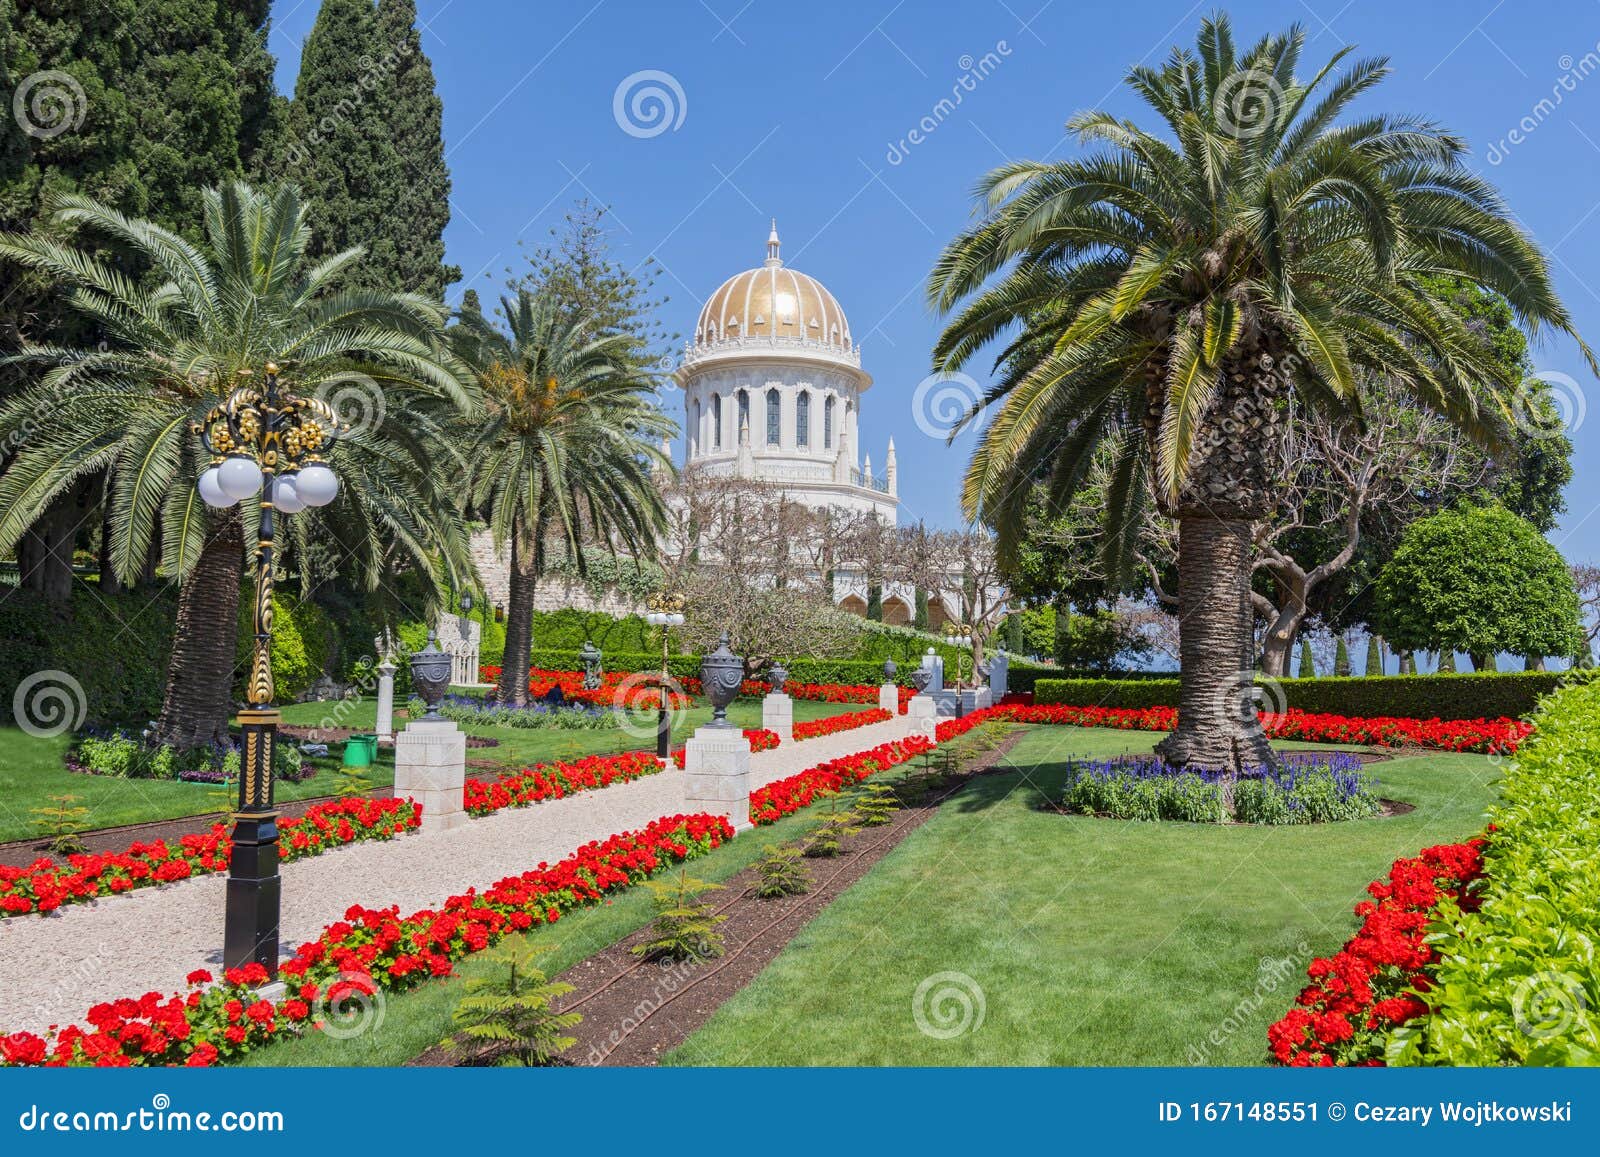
{"left": 644, "top": 591, "right": 686, "bottom": 757}
{"left": 942, "top": 621, "right": 974, "bottom": 718}
{"left": 195, "top": 363, "right": 340, "bottom": 974}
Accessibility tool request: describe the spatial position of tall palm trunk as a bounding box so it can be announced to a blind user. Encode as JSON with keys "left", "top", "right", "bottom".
{"left": 1150, "top": 336, "right": 1285, "bottom": 777}
{"left": 1154, "top": 518, "right": 1275, "bottom": 774}
{"left": 155, "top": 509, "right": 244, "bottom": 748}
{"left": 498, "top": 524, "right": 537, "bottom": 707}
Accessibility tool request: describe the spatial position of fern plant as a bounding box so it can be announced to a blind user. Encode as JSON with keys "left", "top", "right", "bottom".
{"left": 851, "top": 782, "right": 901, "bottom": 827}
{"left": 802, "top": 808, "right": 860, "bottom": 859}
{"left": 32, "top": 795, "right": 89, "bottom": 855}
{"left": 444, "top": 941, "right": 580, "bottom": 1067}
{"left": 631, "top": 870, "right": 727, "bottom": 961}
{"left": 754, "top": 844, "right": 810, "bottom": 899}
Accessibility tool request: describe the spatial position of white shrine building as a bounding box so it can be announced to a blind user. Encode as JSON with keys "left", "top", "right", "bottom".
{"left": 469, "top": 222, "right": 983, "bottom": 631}
{"left": 676, "top": 221, "right": 899, "bottom": 523}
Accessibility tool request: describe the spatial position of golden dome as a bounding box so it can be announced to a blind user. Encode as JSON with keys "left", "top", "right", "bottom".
{"left": 692, "top": 221, "right": 854, "bottom": 357}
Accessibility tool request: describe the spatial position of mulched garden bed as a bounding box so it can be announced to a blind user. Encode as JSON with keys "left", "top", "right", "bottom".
{"left": 408, "top": 726, "right": 1026, "bottom": 1068}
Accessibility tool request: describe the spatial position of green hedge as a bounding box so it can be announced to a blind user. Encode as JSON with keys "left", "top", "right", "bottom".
{"left": 1393, "top": 675, "right": 1600, "bottom": 1063}
{"left": 1034, "top": 670, "right": 1566, "bottom": 721}
{"left": 0, "top": 588, "right": 177, "bottom": 728}
{"left": 503, "top": 649, "right": 1050, "bottom": 691}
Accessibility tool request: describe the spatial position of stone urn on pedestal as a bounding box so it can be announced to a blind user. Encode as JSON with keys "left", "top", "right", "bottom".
{"left": 394, "top": 631, "right": 468, "bottom": 833}
{"left": 682, "top": 632, "right": 753, "bottom": 831}
{"left": 879, "top": 658, "right": 900, "bottom": 714}
{"left": 761, "top": 660, "right": 793, "bottom": 742}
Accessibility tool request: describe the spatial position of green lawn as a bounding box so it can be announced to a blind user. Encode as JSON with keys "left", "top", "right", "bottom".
{"left": 0, "top": 695, "right": 843, "bottom": 844}
{"left": 663, "top": 726, "right": 1501, "bottom": 1066}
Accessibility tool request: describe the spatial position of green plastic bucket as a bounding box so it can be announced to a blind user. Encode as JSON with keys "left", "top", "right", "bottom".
{"left": 341, "top": 733, "right": 378, "bottom": 768}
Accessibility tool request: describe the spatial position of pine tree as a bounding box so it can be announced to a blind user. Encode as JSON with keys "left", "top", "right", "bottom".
{"left": 1297, "top": 639, "right": 1316, "bottom": 679}
{"left": 285, "top": 0, "right": 402, "bottom": 289}
{"left": 513, "top": 198, "right": 676, "bottom": 369}
{"left": 374, "top": 0, "right": 457, "bottom": 297}
{"left": 1365, "top": 635, "right": 1383, "bottom": 676}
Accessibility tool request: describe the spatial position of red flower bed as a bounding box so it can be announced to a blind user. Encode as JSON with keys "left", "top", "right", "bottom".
{"left": 477, "top": 666, "right": 692, "bottom": 710}
{"left": 1, "top": 814, "right": 732, "bottom": 1067}
{"left": 463, "top": 750, "right": 664, "bottom": 817}
{"left": 930, "top": 703, "right": 1530, "bottom": 756}
{"left": 483, "top": 665, "right": 911, "bottom": 710}
{"left": 670, "top": 728, "right": 779, "bottom": 769}
{"left": 0, "top": 797, "right": 420, "bottom": 920}
{"left": 749, "top": 736, "right": 933, "bottom": 824}
{"left": 1267, "top": 839, "right": 1486, "bottom": 1066}
{"left": 792, "top": 707, "right": 892, "bottom": 741}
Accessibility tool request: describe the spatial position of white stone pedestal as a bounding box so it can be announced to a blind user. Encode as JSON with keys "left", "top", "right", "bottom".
{"left": 960, "top": 687, "right": 993, "bottom": 714}
{"left": 909, "top": 693, "right": 940, "bottom": 739}
{"left": 393, "top": 719, "right": 468, "bottom": 834}
{"left": 682, "top": 725, "right": 753, "bottom": 832}
{"left": 879, "top": 682, "right": 899, "bottom": 714}
{"left": 374, "top": 660, "right": 397, "bottom": 742}
{"left": 761, "top": 692, "right": 793, "bottom": 742}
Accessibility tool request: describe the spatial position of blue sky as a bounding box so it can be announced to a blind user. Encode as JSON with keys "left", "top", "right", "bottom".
{"left": 270, "top": 0, "right": 1600, "bottom": 559}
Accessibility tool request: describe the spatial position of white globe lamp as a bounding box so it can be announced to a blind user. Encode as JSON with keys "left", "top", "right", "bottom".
{"left": 197, "top": 465, "right": 237, "bottom": 508}
{"left": 271, "top": 474, "right": 306, "bottom": 514}
{"left": 217, "top": 454, "right": 263, "bottom": 501}
{"left": 294, "top": 462, "right": 339, "bottom": 507}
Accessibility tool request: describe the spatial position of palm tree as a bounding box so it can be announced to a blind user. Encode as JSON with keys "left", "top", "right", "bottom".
{"left": 928, "top": 15, "right": 1592, "bottom": 773}
{"left": 0, "top": 181, "right": 478, "bottom": 747}
{"left": 452, "top": 290, "right": 672, "bottom": 706}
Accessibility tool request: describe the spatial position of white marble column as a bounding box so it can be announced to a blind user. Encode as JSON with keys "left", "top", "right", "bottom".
{"left": 375, "top": 659, "right": 397, "bottom": 742}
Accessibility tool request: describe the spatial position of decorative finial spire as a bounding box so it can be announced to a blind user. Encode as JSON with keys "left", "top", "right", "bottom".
{"left": 765, "top": 218, "right": 782, "bottom": 267}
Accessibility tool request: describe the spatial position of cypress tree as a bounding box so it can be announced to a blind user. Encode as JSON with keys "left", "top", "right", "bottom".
{"left": 285, "top": 0, "right": 402, "bottom": 288}
{"left": 1333, "top": 635, "right": 1351, "bottom": 677}
{"left": 914, "top": 588, "right": 930, "bottom": 631}
{"left": 1437, "top": 650, "right": 1457, "bottom": 673}
{"left": 1297, "top": 638, "right": 1316, "bottom": 679}
{"left": 2, "top": 0, "right": 275, "bottom": 600}
{"left": 1365, "top": 634, "right": 1383, "bottom": 676}
{"left": 375, "top": 0, "right": 457, "bottom": 297}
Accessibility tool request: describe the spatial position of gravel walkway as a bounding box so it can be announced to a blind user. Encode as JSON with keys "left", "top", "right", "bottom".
{"left": 0, "top": 715, "right": 916, "bottom": 1037}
